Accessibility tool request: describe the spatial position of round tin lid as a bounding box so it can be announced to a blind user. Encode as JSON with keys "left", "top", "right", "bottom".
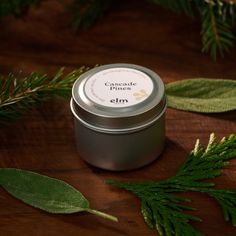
{"left": 71, "top": 64, "right": 166, "bottom": 130}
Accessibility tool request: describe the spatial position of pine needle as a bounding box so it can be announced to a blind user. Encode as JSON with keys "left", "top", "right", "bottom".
{"left": 148, "top": 0, "right": 194, "bottom": 17}
{"left": 1, "top": 0, "right": 235, "bottom": 59}
{"left": 200, "top": 1, "right": 235, "bottom": 60}
{"left": 0, "top": 67, "right": 87, "bottom": 127}
{"left": 0, "top": 0, "right": 39, "bottom": 17}
{"left": 69, "top": 0, "right": 111, "bottom": 29}
{"left": 107, "top": 134, "right": 236, "bottom": 236}
{"left": 148, "top": 0, "right": 236, "bottom": 59}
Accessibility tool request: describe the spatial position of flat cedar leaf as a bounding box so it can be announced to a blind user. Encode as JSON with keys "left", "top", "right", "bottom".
{"left": 166, "top": 79, "right": 236, "bottom": 113}
{"left": 0, "top": 168, "right": 89, "bottom": 213}
{"left": 107, "top": 134, "right": 236, "bottom": 235}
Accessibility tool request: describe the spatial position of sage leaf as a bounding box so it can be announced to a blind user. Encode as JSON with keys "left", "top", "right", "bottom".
{"left": 0, "top": 168, "right": 117, "bottom": 222}
{"left": 166, "top": 78, "right": 236, "bottom": 113}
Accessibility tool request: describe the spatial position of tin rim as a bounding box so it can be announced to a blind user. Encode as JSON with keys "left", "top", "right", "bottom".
{"left": 70, "top": 98, "right": 167, "bottom": 134}
{"left": 71, "top": 63, "right": 166, "bottom": 130}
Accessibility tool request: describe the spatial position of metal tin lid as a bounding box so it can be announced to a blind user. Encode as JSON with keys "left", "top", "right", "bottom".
{"left": 71, "top": 64, "right": 166, "bottom": 131}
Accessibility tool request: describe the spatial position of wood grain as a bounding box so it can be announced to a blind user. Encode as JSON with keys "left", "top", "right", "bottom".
{"left": 0, "top": 1, "right": 236, "bottom": 236}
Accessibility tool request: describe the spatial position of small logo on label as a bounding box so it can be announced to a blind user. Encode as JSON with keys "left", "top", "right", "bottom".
{"left": 133, "top": 89, "right": 148, "bottom": 101}
{"left": 110, "top": 98, "right": 128, "bottom": 104}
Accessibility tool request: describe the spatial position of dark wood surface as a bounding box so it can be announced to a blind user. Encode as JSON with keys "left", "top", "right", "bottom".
{"left": 0, "top": 1, "right": 236, "bottom": 235}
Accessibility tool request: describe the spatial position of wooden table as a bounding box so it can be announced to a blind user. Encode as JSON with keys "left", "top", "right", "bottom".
{"left": 0, "top": 1, "right": 236, "bottom": 235}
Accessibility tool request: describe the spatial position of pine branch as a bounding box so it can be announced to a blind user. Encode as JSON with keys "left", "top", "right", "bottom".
{"left": 1, "top": 0, "right": 235, "bottom": 59}
{"left": 0, "top": 67, "right": 87, "bottom": 127}
{"left": 148, "top": 0, "right": 236, "bottom": 59}
{"left": 200, "top": 1, "right": 235, "bottom": 60}
{"left": 147, "top": 0, "right": 195, "bottom": 17}
{"left": 70, "top": 0, "right": 111, "bottom": 29}
{"left": 107, "top": 134, "right": 236, "bottom": 236}
{"left": 0, "top": 0, "right": 40, "bottom": 18}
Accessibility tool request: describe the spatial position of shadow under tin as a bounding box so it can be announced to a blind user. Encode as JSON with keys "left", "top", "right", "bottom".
{"left": 70, "top": 64, "right": 167, "bottom": 171}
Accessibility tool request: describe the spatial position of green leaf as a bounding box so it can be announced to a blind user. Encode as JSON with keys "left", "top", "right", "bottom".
{"left": 0, "top": 168, "right": 118, "bottom": 222}
{"left": 166, "top": 78, "right": 236, "bottom": 113}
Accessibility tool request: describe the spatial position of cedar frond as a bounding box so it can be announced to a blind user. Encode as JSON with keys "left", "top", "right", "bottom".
{"left": 107, "top": 134, "right": 236, "bottom": 236}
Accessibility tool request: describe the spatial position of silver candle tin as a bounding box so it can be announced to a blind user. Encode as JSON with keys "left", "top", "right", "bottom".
{"left": 70, "top": 63, "right": 167, "bottom": 171}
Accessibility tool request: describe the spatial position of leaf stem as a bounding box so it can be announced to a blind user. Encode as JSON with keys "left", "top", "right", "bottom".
{"left": 86, "top": 208, "right": 118, "bottom": 222}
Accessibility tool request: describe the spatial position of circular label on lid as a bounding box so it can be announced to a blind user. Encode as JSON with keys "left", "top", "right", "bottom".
{"left": 84, "top": 68, "right": 154, "bottom": 107}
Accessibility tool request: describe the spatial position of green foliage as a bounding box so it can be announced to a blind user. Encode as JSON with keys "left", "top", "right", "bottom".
{"left": 200, "top": 1, "right": 235, "bottom": 60}
{"left": 165, "top": 78, "right": 236, "bottom": 113}
{"left": 147, "top": 0, "right": 194, "bottom": 17}
{"left": 0, "top": 168, "right": 118, "bottom": 222}
{"left": 70, "top": 0, "right": 112, "bottom": 29}
{"left": 0, "top": 0, "right": 235, "bottom": 59}
{"left": 148, "top": 0, "right": 236, "bottom": 59}
{"left": 0, "top": 67, "right": 87, "bottom": 127}
{"left": 107, "top": 134, "right": 236, "bottom": 236}
{"left": 1, "top": 69, "right": 236, "bottom": 128}
{"left": 0, "top": 0, "right": 39, "bottom": 17}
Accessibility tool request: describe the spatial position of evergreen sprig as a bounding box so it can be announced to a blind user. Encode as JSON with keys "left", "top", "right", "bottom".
{"left": 107, "top": 134, "right": 236, "bottom": 236}
{"left": 70, "top": 0, "right": 111, "bottom": 29}
{"left": 148, "top": 0, "right": 236, "bottom": 59}
{"left": 147, "top": 0, "right": 195, "bottom": 17}
{"left": 0, "top": 0, "right": 39, "bottom": 17}
{"left": 0, "top": 67, "right": 87, "bottom": 127}
{"left": 0, "top": 0, "right": 235, "bottom": 59}
{"left": 200, "top": 0, "right": 235, "bottom": 60}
